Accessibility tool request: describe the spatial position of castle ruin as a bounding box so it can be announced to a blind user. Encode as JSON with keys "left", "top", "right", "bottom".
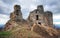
{"left": 3, "top": 5, "right": 60, "bottom": 38}
{"left": 28, "top": 5, "right": 53, "bottom": 27}
{"left": 10, "top": 5, "right": 23, "bottom": 22}
{"left": 4, "top": 5, "right": 53, "bottom": 31}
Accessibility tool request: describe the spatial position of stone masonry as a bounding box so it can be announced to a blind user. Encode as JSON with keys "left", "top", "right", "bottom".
{"left": 4, "top": 5, "right": 53, "bottom": 31}
{"left": 28, "top": 5, "right": 53, "bottom": 27}
{"left": 10, "top": 5, "right": 23, "bottom": 22}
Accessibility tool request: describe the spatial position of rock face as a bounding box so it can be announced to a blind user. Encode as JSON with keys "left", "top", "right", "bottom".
{"left": 4, "top": 5, "right": 23, "bottom": 31}
{"left": 4, "top": 5, "right": 60, "bottom": 38}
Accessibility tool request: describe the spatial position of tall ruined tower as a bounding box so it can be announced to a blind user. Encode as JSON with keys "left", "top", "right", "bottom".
{"left": 44, "top": 11, "right": 53, "bottom": 27}
{"left": 28, "top": 5, "right": 45, "bottom": 26}
{"left": 10, "top": 5, "right": 23, "bottom": 22}
{"left": 28, "top": 5, "right": 53, "bottom": 27}
{"left": 4, "top": 5, "right": 23, "bottom": 31}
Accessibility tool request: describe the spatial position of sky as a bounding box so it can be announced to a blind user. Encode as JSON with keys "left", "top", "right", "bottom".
{"left": 0, "top": 0, "right": 60, "bottom": 25}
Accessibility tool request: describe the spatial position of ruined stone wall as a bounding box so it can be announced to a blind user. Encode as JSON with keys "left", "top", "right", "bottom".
{"left": 4, "top": 5, "right": 53, "bottom": 31}
{"left": 44, "top": 11, "right": 53, "bottom": 27}
{"left": 4, "top": 5, "right": 23, "bottom": 31}
{"left": 28, "top": 5, "right": 45, "bottom": 26}
{"left": 28, "top": 5, "right": 53, "bottom": 27}
{"left": 10, "top": 5, "right": 23, "bottom": 22}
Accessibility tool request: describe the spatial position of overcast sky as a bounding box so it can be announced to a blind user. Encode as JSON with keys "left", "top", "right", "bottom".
{"left": 0, "top": 0, "right": 60, "bottom": 25}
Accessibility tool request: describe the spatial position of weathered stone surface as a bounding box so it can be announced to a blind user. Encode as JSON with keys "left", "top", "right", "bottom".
{"left": 28, "top": 5, "right": 53, "bottom": 27}
{"left": 4, "top": 5, "right": 23, "bottom": 31}
{"left": 4, "top": 5, "right": 60, "bottom": 38}
{"left": 10, "top": 5, "right": 23, "bottom": 21}
{"left": 44, "top": 11, "right": 53, "bottom": 27}
{"left": 31, "top": 23, "right": 59, "bottom": 38}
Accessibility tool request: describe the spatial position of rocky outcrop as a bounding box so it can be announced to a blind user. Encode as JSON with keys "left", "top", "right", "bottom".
{"left": 4, "top": 23, "right": 60, "bottom": 38}
{"left": 4, "top": 5, "right": 60, "bottom": 38}
{"left": 31, "top": 23, "right": 59, "bottom": 38}
{"left": 4, "top": 5, "right": 28, "bottom": 31}
{"left": 10, "top": 5, "right": 23, "bottom": 21}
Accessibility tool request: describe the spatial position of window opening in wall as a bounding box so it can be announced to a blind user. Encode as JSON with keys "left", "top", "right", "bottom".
{"left": 36, "top": 15, "right": 39, "bottom": 20}
{"left": 38, "top": 22, "right": 41, "bottom": 25}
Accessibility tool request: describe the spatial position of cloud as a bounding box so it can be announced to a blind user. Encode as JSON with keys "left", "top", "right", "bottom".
{"left": 53, "top": 14, "right": 60, "bottom": 24}
{"left": 0, "top": 0, "right": 13, "bottom": 15}
{"left": 0, "top": 14, "right": 10, "bottom": 24}
{"left": 0, "top": 0, "right": 60, "bottom": 15}
{"left": 0, "top": 0, "right": 60, "bottom": 25}
{"left": 53, "top": 22, "right": 60, "bottom": 24}
{"left": 1, "top": 0, "right": 17, "bottom": 5}
{"left": 44, "top": 4, "right": 60, "bottom": 14}
{"left": 53, "top": 15, "right": 60, "bottom": 19}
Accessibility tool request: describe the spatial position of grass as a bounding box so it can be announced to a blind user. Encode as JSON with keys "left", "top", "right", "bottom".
{"left": 0, "top": 31, "right": 11, "bottom": 38}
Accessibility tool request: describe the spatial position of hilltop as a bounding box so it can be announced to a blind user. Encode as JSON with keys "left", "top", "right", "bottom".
{"left": 3, "top": 5, "right": 60, "bottom": 38}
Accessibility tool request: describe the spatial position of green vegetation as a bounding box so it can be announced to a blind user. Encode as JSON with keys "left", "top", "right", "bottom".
{"left": 0, "top": 31, "right": 11, "bottom": 38}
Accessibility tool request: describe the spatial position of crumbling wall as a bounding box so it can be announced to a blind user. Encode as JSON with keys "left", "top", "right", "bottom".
{"left": 4, "top": 5, "right": 23, "bottom": 31}
{"left": 10, "top": 5, "right": 23, "bottom": 21}
{"left": 28, "top": 5, "right": 46, "bottom": 26}
{"left": 44, "top": 11, "right": 53, "bottom": 27}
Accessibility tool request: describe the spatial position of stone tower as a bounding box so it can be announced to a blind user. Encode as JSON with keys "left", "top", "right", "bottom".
{"left": 28, "top": 5, "right": 45, "bottom": 26}
{"left": 10, "top": 5, "right": 23, "bottom": 22}
{"left": 44, "top": 11, "right": 53, "bottom": 27}
{"left": 28, "top": 5, "right": 53, "bottom": 27}
{"left": 4, "top": 5, "right": 23, "bottom": 31}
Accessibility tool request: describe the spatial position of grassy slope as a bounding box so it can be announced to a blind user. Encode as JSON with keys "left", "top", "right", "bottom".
{"left": 0, "top": 31, "right": 11, "bottom": 38}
